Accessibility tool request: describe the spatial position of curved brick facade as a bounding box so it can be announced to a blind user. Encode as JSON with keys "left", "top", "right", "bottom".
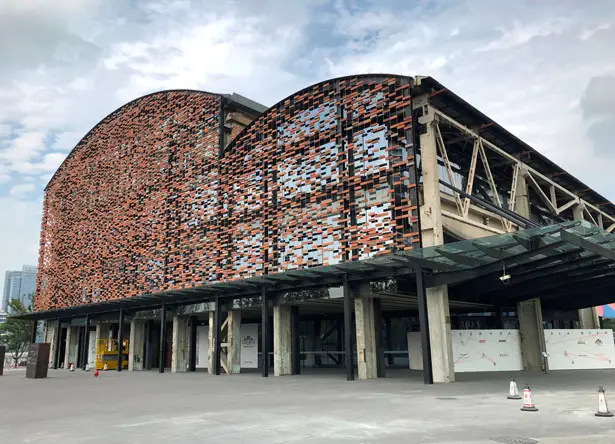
{"left": 35, "top": 75, "right": 420, "bottom": 311}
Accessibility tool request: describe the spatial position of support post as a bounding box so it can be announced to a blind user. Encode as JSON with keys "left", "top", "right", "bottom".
{"left": 273, "top": 300, "right": 292, "bottom": 376}
{"left": 82, "top": 315, "right": 90, "bottom": 370}
{"left": 30, "top": 321, "right": 38, "bottom": 344}
{"left": 117, "top": 309, "right": 124, "bottom": 372}
{"left": 53, "top": 319, "right": 62, "bottom": 369}
{"left": 189, "top": 316, "right": 197, "bottom": 372}
{"left": 373, "top": 298, "right": 385, "bottom": 378}
{"left": 227, "top": 310, "right": 241, "bottom": 374}
{"left": 261, "top": 287, "right": 269, "bottom": 377}
{"left": 212, "top": 296, "right": 221, "bottom": 375}
{"left": 355, "top": 283, "right": 378, "bottom": 380}
{"left": 416, "top": 109, "right": 455, "bottom": 383}
{"left": 208, "top": 312, "right": 215, "bottom": 374}
{"left": 171, "top": 314, "right": 190, "bottom": 373}
{"left": 573, "top": 203, "right": 601, "bottom": 329}
{"left": 416, "top": 268, "right": 433, "bottom": 384}
{"left": 342, "top": 275, "right": 355, "bottom": 381}
{"left": 159, "top": 303, "right": 166, "bottom": 373}
{"left": 129, "top": 319, "right": 145, "bottom": 371}
{"left": 518, "top": 298, "right": 547, "bottom": 371}
{"left": 291, "top": 306, "right": 300, "bottom": 375}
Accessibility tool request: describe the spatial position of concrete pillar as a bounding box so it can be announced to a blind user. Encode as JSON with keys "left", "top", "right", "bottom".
{"left": 354, "top": 283, "right": 377, "bottom": 380}
{"left": 518, "top": 297, "right": 546, "bottom": 371}
{"left": 129, "top": 319, "right": 146, "bottom": 371}
{"left": 514, "top": 167, "right": 530, "bottom": 219}
{"left": 427, "top": 286, "right": 455, "bottom": 382}
{"left": 417, "top": 105, "right": 455, "bottom": 383}
{"left": 44, "top": 320, "right": 59, "bottom": 368}
{"left": 227, "top": 310, "right": 241, "bottom": 374}
{"left": 171, "top": 315, "right": 190, "bottom": 373}
{"left": 208, "top": 311, "right": 214, "bottom": 374}
{"left": 273, "top": 302, "right": 292, "bottom": 376}
{"left": 64, "top": 326, "right": 79, "bottom": 369}
{"left": 573, "top": 203, "right": 601, "bottom": 329}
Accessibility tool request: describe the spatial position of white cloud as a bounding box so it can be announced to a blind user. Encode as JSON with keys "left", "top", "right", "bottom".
{"left": 1, "top": 132, "right": 46, "bottom": 163}
{"left": 1, "top": 0, "right": 615, "bottom": 294}
{"left": 9, "top": 183, "right": 36, "bottom": 198}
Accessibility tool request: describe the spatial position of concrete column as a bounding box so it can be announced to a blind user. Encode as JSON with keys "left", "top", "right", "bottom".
{"left": 172, "top": 315, "right": 190, "bottom": 373}
{"left": 208, "top": 311, "right": 214, "bottom": 374}
{"left": 518, "top": 297, "right": 547, "bottom": 371}
{"left": 273, "top": 302, "right": 292, "bottom": 376}
{"left": 354, "top": 283, "right": 377, "bottom": 380}
{"left": 64, "top": 326, "right": 79, "bottom": 369}
{"left": 227, "top": 310, "right": 241, "bottom": 374}
{"left": 573, "top": 203, "right": 601, "bottom": 329}
{"left": 417, "top": 105, "right": 455, "bottom": 383}
{"left": 129, "top": 319, "right": 146, "bottom": 371}
{"left": 44, "top": 320, "right": 59, "bottom": 368}
{"left": 514, "top": 167, "right": 530, "bottom": 219}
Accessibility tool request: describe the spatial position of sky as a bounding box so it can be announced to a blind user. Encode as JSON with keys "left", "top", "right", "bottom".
{"left": 1, "top": 0, "right": 615, "bottom": 302}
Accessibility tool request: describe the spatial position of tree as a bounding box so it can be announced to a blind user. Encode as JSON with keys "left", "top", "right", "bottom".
{"left": 0, "top": 299, "right": 33, "bottom": 368}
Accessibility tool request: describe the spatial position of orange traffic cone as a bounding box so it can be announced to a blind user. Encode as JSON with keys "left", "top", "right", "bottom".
{"left": 521, "top": 384, "right": 538, "bottom": 412}
{"left": 69, "top": 363, "right": 75, "bottom": 372}
{"left": 94, "top": 369, "right": 99, "bottom": 378}
{"left": 595, "top": 386, "right": 614, "bottom": 417}
{"left": 507, "top": 377, "right": 521, "bottom": 400}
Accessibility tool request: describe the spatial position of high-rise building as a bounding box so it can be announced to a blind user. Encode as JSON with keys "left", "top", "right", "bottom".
{"left": 2, "top": 266, "right": 38, "bottom": 313}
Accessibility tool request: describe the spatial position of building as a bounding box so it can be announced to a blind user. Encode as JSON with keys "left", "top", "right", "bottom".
{"left": 2, "top": 266, "right": 38, "bottom": 312}
{"left": 20, "top": 75, "right": 615, "bottom": 383}
{"left": 3, "top": 271, "right": 22, "bottom": 312}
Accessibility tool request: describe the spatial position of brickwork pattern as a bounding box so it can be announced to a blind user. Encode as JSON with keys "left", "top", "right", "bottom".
{"left": 35, "top": 76, "right": 419, "bottom": 311}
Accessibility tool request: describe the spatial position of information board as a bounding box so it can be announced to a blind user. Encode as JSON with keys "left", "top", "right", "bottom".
{"left": 545, "top": 329, "right": 615, "bottom": 370}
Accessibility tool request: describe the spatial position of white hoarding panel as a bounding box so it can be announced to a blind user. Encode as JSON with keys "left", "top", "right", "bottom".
{"left": 545, "top": 329, "right": 615, "bottom": 370}
{"left": 240, "top": 324, "right": 258, "bottom": 369}
{"left": 453, "top": 330, "right": 523, "bottom": 372}
{"left": 407, "top": 329, "right": 523, "bottom": 372}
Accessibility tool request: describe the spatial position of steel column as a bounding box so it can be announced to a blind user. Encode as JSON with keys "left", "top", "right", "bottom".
{"left": 53, "top": 318, "right": 62, "bottom": 369}
{"left": 416, "top": 268, "right": 433, "bottom": 384}
{"left": 189, "top": 316, "right": 197, "bottom": 372}
{"left": 212, "top": 296, "right": 221, "bottom": 375}
{"left": 30, "top": 320, "right": 37, "bottom": 344}
{"left": 82, "top": 315, "right": 90, "bottom": 370}
{"left": 342, "top": 275, "right": 355, "bottom": 381}
{"left": 291, "top": 305, "right": 300, "bottom": 375}
{"left": 261, "top": 287, "right": 269, "bottom": 377}
{"left": 159, "top": 303, "right": 166, "bottom": 374}
{"left": 117, "top": 309, "right": 124, "bottom": 372}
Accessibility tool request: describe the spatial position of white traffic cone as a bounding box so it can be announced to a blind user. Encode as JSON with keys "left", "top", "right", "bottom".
{"left": 507, "top": 378, "right": 521, "bottom": 400}
{"left": 595, "top": 386, "right": 614, "bottom": 417}
{"left": 103, "top": 363, "right": 108, "bottom": 371}
{"left": 69, "top": 363, "right": 75, "bottom": 372}
{"left": 521, "top": 384, "right": 538, "bottom": 412}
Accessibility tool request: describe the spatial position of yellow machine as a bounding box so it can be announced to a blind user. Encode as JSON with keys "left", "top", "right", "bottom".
{"left": 95, "top": 339, "right": 129, "bottom": 370}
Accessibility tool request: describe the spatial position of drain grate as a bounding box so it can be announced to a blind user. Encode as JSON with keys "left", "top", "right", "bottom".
{"left": 491, "top": 438, "right": 538, "bottom": 444}
{"left": 435, "top": 397, "right": 458, "bottom": 400}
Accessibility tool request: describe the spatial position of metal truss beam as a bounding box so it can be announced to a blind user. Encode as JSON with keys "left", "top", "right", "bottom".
{"left": 432, "top": 107, "right": 615, "bottom": 228}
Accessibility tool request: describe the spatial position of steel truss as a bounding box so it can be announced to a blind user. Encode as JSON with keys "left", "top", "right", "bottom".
{"left": 428, "top": 107, "right": 615, "bottom": 232}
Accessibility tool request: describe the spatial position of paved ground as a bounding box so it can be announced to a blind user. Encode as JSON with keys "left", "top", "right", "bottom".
{"left": 2, "top": 368, "right": 615, "bottom": 443}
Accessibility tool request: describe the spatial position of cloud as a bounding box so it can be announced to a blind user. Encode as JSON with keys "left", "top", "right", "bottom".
{"left": 1, "top": 0, "right": 615, "bottom": 294}
{"left": 581, "top": 75, "right": 615, "bottom": 158}
{"left": 8, "top": 183, "right": 37, "bottom": 198}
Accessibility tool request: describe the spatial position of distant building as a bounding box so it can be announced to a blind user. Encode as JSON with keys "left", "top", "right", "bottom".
{"left": 2, "top": 266, "right": 38, "bottom": 313}
{"left": 0, "top": 310, "right": 7, "bottom": 324}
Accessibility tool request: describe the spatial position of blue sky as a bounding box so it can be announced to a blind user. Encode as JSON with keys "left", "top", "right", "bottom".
{"left": 1, "top": 0, "right": 615, "bottom": 297}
